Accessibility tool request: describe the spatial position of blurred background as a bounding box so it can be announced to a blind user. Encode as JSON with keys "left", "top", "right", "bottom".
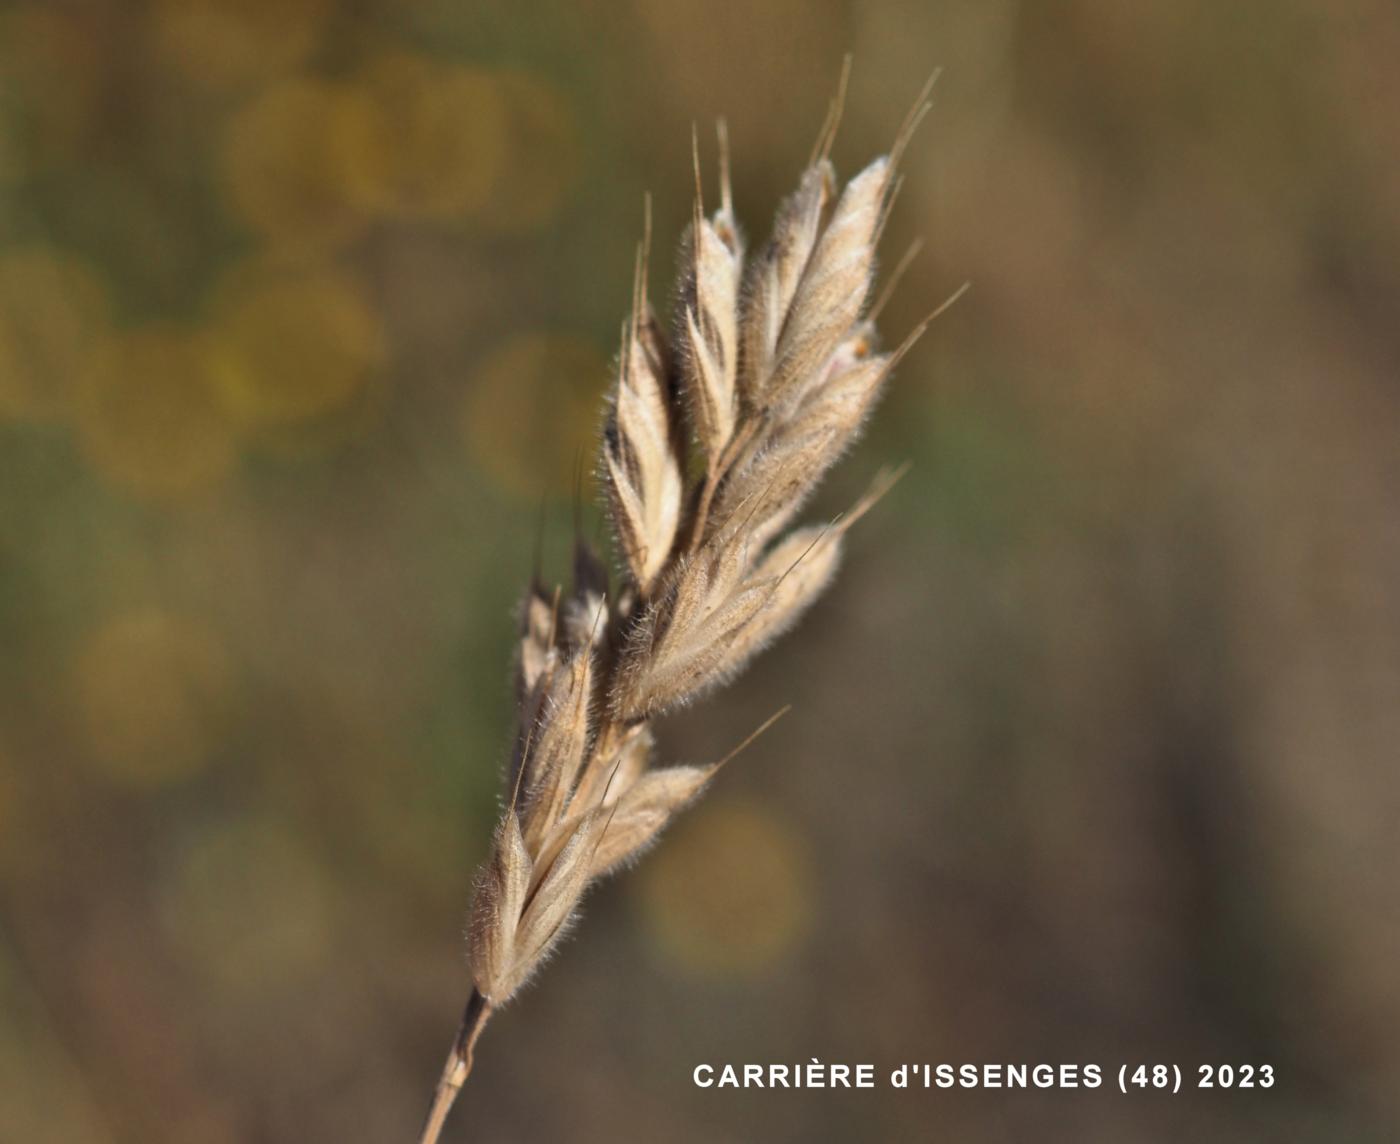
{"left": 1, "top": 1, "right": 1398, "bottom": 1140}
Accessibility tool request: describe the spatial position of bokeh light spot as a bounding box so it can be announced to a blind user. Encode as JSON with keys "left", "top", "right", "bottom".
{"left": 222, "top": 79, "right": 379, "bottom": 257}
{"left": 637, "top": 800, "right": 813, "bottom": 978}
{"left": 152, "top": 0, "right": 332, "bottom": 93}
{"left": 461, "top": 332, "right": 606, "bottom": 499}
{"left": 209, "top": 266, "right": 386, "bottom": 429}
{"left": 347, "top": 53, "right": 508, "bottom": 222}
{"left": 76, "top": 328, "right": 237, "bottom": 499}
{"left": 0, "top": 246, "right": 110, "bottom": 422}
{"left": 161, "top": 817, "right": 335, "bottom": 992}
{"left": 73, "top": 609, "right": 232, "bottom": 788}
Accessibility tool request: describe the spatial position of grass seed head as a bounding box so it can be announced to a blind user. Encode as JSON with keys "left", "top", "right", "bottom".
{"left": 465, "top": 76, "right": 936, "bottom": 1011}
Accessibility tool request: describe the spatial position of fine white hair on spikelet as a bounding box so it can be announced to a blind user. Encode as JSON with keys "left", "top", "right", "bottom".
{"left": 419, "top": 65, "right": 962, "bottom": 1144}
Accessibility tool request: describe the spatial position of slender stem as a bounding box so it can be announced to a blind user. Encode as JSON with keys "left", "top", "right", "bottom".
{"left": 418, "top": 991, "right": 493, "bottom": 1144}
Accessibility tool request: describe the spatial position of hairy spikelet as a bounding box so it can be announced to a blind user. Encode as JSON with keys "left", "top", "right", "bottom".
{"left": 711, "top": 341, "right": 893, "bottom": 547}
{"left": 519, "top": 647, "right": 593, "bottom": 851}
{"left": 740, "top": 161, "right": 834, "bottom": 407}
{"left": 468, "top": 814, "right": 531, "bottom": 999}
{"left": 604, "top": 290, "right": 683, "bottom": 589}
{"left": 679, "top": 174, "right": 744, "bottom": 462}
{"left": 491, "top": 814, "right": 603, "bottom": 999}
{"left": 615, "top": 573, "right": 772, "bottom": 720}
{"left": 441, "top": 78, "right": 949, "bottom": 1122}
{"left": 763, "top": 158, "right": 888, "bottom": 415}
{"left": 589, "top": 763, "right": 715, "bottom": 876}
{"left": 570, "top": 723, "right": 653, "bottom": 812}
{"left": 729, "top": 524, "right": 845, "bottom": 657}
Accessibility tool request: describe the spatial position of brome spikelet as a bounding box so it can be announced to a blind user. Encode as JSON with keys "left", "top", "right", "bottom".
{"left": 419, "top": 69, "right": 955, "bottom": 1144}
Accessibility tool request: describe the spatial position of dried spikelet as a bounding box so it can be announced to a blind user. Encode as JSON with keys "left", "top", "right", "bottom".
{"left": 588, "top": 763, "right": 715, "bottom": 876}
{"left": 636, "top": 525, "right": 846, "bottom": 712}
{"left": 728, "top": 524, "right": 845, "bottom": 660}
{"left": 709, "top": 346, "right": 894, "bottom": 548}
{"left": 571, "top": 723, "right": 653, "bottom": 811}
{"left": 763, "top": 157, "right": 888, "bottom": 414}
{"left": 676, "top": 465, "right": 904, "bottom": 709}
{"left": 618, "top": 577, "right": 772, "bottom": 720}
{"left": 495, "top": 814, "right": 605, "bottom": 994}
{"left": 678, "top": 133, "right": 744, "bottom": 463}
{"left": 423, "top": 71, "right": 951, "bottom": 1144}
{"left": 603, "top": 287, "right": 683, "bottom": 589}
{"left": 610, "top": 538, "right": 766, "bottom": 720}
{"left": 740, "top": 159, "right": 834, "bottom": 406}
{"left": 707, "top": 428, "right": 840, "bottom": 552}
{"left": 520, "top": 647, "right": 593, "bottom": 851}
{"left": 468, "top": 814, "right": 532, "bottom": 1000}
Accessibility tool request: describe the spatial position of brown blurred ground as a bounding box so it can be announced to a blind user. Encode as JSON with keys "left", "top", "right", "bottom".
{"left": 1, "top": 1, "right": 1398, "bottom": 1141}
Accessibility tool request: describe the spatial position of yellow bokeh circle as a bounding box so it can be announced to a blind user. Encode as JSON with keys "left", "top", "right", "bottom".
{"left": 76, "top": 328, "right": 237, "bottom": 499}
{"left": 209, "top": 265, "right": 386, "bottom": 429}
{"left": 0, "top": 246, "right": 110, "bottom": 422}
{"left": 347, "top": 53, "right": 508, "bottom": 222}
{"left": 461, "top": 332, "right": 607, "bottom": 499}
{"left": 222, "top": 79, "right": 380, "bottom": 256}
{"left": 73, "top": 609, "right": 232, "bottom": 787}
{"left": 637, "top": 800, "right": 813, "bottom": 978}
